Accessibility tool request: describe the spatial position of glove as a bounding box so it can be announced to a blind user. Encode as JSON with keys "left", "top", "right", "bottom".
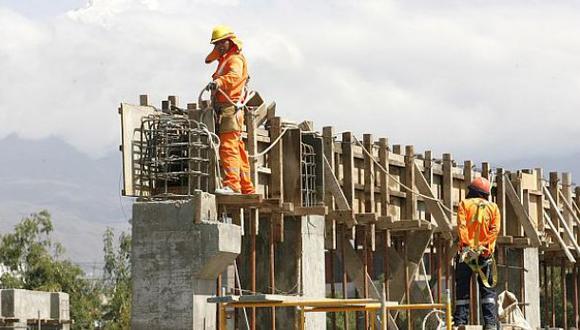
{"left": 206, "top": 81, "right": 218, "bottom": 91}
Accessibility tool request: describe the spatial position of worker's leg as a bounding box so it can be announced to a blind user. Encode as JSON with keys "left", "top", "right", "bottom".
{"left": 453, "top": 259, "right": 473, "bottom": 325}
{"left": 238, "top": 136, "right": 255, "bottom": 194}
{"left": 219, "top": 131, "right": 242, "bottom": 193}
{"left": 478, "top": 260, "right": 497, "bottom": 327}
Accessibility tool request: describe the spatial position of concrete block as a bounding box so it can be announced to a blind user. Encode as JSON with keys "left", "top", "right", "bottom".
{"left": 131, "top": 199, "right": 241, "bottom": 330}
{"left": 1, "top": 289, "right": 51, "bottom": 319}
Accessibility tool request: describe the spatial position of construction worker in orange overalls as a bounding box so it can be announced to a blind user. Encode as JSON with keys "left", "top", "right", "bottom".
{"left": 205, "top": 25, "right": 255, "bottom": 195}
{"left": 453, "top": 177, "right": 500, "bottom": 330}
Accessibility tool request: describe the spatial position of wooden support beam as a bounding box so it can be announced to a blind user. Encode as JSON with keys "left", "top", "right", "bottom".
{"left": 463, "top": 160, "right": 473, "bottom": 194}
{"left": 256, "top": 102, "right": 276, "bottom": 127}
{"left": 323, "top": 126, "right": 337, "bottom": 250}
{"left": 544, "top": 185, "right": 580, "bottom": 254}
{"left": 543, "top": 211, "right": 575, "bottom": 262}
{"left": 549, "top": 172, "right": 560, "bottom": 234}
{"left": 482, "top": 162, "right": 490, "bottom": 179}
{"left": 413, "top": 163, "right": 453, "bottom": 238}
{"left": 504, "top": 176, "right": 542, "bottom": 247}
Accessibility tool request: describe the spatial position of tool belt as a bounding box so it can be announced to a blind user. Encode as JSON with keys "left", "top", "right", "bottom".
{"left": 214, "top": 104, "right": 243, "bottom": 134}
{"left": 459, "top": 247, "right": 498, "bottom": 288}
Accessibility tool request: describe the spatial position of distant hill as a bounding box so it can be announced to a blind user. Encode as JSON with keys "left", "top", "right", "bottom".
{"left": 0, "top": 134, "right": 130, "bottom": 267}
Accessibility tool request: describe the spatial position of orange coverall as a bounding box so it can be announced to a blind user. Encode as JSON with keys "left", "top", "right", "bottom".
{"left": 212, "top": 46, "right": 255, "bottom": 194}
{"left": 457, "top": 198, "right": 501, "bottom": 256}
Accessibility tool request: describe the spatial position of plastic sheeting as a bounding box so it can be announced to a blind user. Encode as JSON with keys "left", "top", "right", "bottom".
{"left": 498, "top": 290, "right": 532, "bottom": 330}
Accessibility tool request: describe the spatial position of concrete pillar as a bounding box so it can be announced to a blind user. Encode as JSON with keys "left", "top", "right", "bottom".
{"left": 523, "top": 247, "right": 541, "bottom": 329}
{"left": 131, "top": 199, "right": 241, "bottom": 330}
{"left": 246, "top": 215, "right": 326, "bottom": 329}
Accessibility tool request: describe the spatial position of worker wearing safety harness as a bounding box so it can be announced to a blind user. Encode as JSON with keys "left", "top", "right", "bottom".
{"left": 205, "top": 25, "right": 255, "bottom": 195}
{"left": 453, "top": 177, "right": 500, "bottom": 330}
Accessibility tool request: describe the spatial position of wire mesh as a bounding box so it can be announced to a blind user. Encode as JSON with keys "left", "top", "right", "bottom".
{"left": 301, "top": 142, "right": 317, "bottom": 207}
{"left": 132, "top": 113, "right": 212, "bottom": 197}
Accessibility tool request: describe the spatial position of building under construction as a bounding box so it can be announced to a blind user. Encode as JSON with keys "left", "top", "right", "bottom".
{"left": 119, "top": 93, "right": 580, "bottom": 329}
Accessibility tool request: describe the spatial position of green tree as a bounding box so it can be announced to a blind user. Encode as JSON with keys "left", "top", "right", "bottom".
{"left": 0, "top": 210, "right": 102, "bottom": 329}
{"left": 101, "top": 228, "right": 132, "bottom": 329}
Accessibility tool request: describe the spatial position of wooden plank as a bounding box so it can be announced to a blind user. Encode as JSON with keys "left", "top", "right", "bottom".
{"left": 376, "top": 219, "right": 432, "bottom": 231}
{"left": 216, "top": 194, "right": 263, "bottom": 207}
{"left": 559, "top": 189, "right": 580, "bottom": 228}
{"left": 543, "top": 211, "right": 575, "bottom": 262}
{"left": 119, "top": 103, "right": 156, "bottom": 196}
{"left": 290, "top": 206, "right": 328, "bottom": 216}
{"left": 282, "top": 128, "right": 303, "bottom": 206}
{"left": 504, "top": 176, "right": 542, "bottom": 247}
{"left": 355, "top": 213, "right": 377, "bottom": 224}
{"left": 255, "top": 102, "right": 276, "bottom": 127}
{"left": 543, "top": 185, "right": 580, "bottom": 254}
{"left": 323, "top": 126, "right": 337, "bottom": 250}
{"left": 329, "top": 209, "right": 356, "bottom": 224}
{"left": 413, "top": 163, "right": 453, "bottom": 238}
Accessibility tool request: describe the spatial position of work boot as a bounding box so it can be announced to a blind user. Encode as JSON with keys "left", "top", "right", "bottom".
{"left": 214, "top": 186, "right": 240, "bottom": 195}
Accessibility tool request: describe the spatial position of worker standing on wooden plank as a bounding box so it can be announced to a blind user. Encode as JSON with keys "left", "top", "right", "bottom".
{"left": 205, "top": 25, "right": 255, "bottom": 195}
{"left": 453, "top": 177, "right": 500, "bottom": 330}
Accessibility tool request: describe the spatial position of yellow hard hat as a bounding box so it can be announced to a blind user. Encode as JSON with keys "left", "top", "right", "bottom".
{"left": 210, "top": 25, "right": 235, "bottom": 44}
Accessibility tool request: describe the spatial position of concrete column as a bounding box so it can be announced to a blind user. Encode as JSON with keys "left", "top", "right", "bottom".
{"left": 131, "top": 199, "right": 241, "bottom": 330}
{"left": 523, "top": 247, "right": 541, "bottom": 329}
{"left": 247, "top": 215, "right": 326, "bottom": 329}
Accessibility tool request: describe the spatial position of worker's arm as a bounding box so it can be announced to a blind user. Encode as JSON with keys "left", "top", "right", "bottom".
{"left": 457, "top": 201, "right": 470, "bottom": 249}
{"left": 214, "top": 56, "right": 244, "bottom": 92}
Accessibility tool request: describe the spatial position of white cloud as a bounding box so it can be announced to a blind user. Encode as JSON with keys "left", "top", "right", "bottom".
{"left": 0, "top": 0, "right": 579, "bottom": 164}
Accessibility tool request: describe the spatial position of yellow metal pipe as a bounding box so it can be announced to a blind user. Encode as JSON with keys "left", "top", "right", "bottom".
{"left": 299, "top": 306, "right": 305, "bottom": 330}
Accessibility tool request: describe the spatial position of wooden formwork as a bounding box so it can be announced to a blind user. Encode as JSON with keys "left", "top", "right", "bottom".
{"left": 120, "top": 94, "right": 580, "bottom": 329}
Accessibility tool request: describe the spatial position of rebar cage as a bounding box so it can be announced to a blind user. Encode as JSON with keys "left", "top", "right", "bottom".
{"left": 301, "top": 142, "right": 317, "bottom": 207}
{"left": 132, "top": 113, "right": 213, "bottom": 197}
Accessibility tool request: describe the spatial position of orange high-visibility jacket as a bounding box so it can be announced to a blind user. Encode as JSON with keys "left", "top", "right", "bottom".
{"left": 457, "top": 198, "right": 501, "bottom": 255}
{"left": 212, "top": 47, "right": 248, "bottom": 105}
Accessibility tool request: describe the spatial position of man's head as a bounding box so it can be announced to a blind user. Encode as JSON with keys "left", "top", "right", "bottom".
{"left": 467, "top": 177, "right": 491, "bottom": 199}
{"left": 205, "top": 25, "right": 243, "bottom": 64}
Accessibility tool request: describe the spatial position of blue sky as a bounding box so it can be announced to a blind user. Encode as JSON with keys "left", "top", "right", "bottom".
{"left": 0, "top": 0, "right": 579, "bottom": 166}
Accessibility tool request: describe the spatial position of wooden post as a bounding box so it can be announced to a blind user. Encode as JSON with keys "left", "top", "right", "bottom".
{"left": 139, "top": 94, "right": 149, "bottom": 106}
{"left": 341, "top": 226, "right": 350, "bottom": 330}
{"left": 482, "top": 162, "right": 490, "bottom": 179}
{"left": 270, "top": 117, "right": 283, "bottom": 241}
{"left": 363, "top": 134, "right": 376, "bottom": 251}
{"left": 442, "top": 153, "right": 453, "bottom": 220}
{"left": 562, "top": 173, "right": 574, "bottom": 243}
{"left": 324, "top": 126, "right": 337, "bottom": 250}
{"left": 342, "top": 132, "right": 355, "bottom": 209}
{"left": 379, "top": 138, "right": 390, "bottom": 218}
{"left": 404, "top": 234, "right": 412, "bottom": 330}
{"left": 404, "top": 145, "right": 417, "bottom": 220}
{"left": 496, "top": 168, "right": 507, "bottom": 236}
{"left": 543, "top": 261, "right": 549, "bottom": 326}
{"left": 551, "top": 263, "right": 556, "bottom": 327}
{"left": 563, "top": 259, "right": 568, "bottom": 329}
{"left": 574, "top": 263, "right": 579, "bottom": 329}
{"left": 424, "top": 150, "right": 433, "bottom": 222}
